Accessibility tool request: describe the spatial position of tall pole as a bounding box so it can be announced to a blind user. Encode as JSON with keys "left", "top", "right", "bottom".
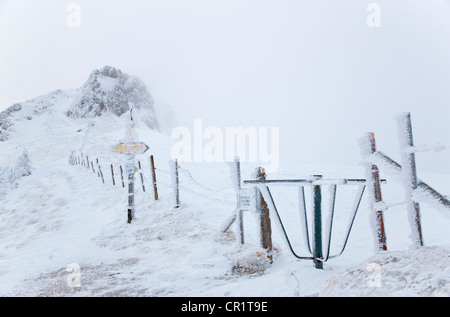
{"left": 126, "top": 153, "right": 135, "bottom": 223}
{"left": 150, "top": 155, "right": 159, "bottom": 200}
{"left": 126, "top": 107, "right": 136, "bottom": 223}
{"left": 220, "top": 156, "right": 242, "bottom": 235}
{"left": 359, "top": 132, "right": 387, "bottom": 251}
{"left": 312, "top": 175, "right": 323, "bottom": 269}
{"left": 173, "top": 159, "right": 180, "bottom": 208}
{"left": 396, "top": 112, "right": 423, "bottom": 247}
{"left": 138, "top": 160, "right": 145, "bottom": 192}
{"left": 257, "top": 166, "right": 273, "bottom": 262}
{"left": 111, "top": 164, "right": 115, "bottom": 186}
{"left": 120, "top": 165, "right": 125, "bottom": 188}
{"left": 235, "top": 157, "right": 244, "bottom": 245}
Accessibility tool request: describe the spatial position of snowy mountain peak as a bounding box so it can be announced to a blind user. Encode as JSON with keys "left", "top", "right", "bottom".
{"left": 0, "top": 66, "right": 159, "bottom": 142}
{"left": 66, "top": 66, "right": 159, "bottom": 130}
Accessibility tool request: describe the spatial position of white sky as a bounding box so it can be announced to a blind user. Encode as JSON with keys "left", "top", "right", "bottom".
{"left": 1, "top": 0, "right": 450, "bottom": 172}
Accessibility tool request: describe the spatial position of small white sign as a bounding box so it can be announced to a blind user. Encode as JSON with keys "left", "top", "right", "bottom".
{"left": 239, "top": 189, "right": 251, "bottom": 210}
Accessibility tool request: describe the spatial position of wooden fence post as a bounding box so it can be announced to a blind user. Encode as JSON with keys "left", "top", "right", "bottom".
{"left": 396, "top": 112, "right": 424, "bottom": 247}
{"left": 359, "top": 132, "right": 388, "bottom": 251}
{"left": 172, "top": 159, "right": 180, "bottom": 208}
{"left": 111, "top": 164, "right": 115, "bottom": 186}
{"left": 220, "top": 156, "right": 242, "bottom": 236}
{"left": 256, "top": 166, "right": 273, "bottom": 263}
{"left": 150, "top": 155, "right": 159, "bottom": 200}
{"left": 120, "top": 165, "right": 125, "bottom": 188}
{"left": 99, "top": 165, "right": 105, "bottom": 184}
{"left": 97, "top": 159, "right": 104, "bottom": 184}
{"left": 235, "top": 157, "right": 244, "bottom": 245}
{"left": 138, "top": 160, "right": 145, "bottom": 192}
{"left": 96, "top": 159, "right": 100, "bottom": 177}
{"left": 126, "top": 154, "right": 136, "bottom": 223}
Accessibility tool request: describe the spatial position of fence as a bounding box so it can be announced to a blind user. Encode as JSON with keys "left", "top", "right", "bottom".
{"left": 68, "top": 153, "right": 286, "bottom": 263}
{"left": 67, "top": 152, "right": 386, "bottom": 269}
{"left": 68, "top": 151, "right": 236, "bottom": 213}
{"left": 359, "top": 112, "right": 450, "bottom": 250}
{"left": 67, "top": 111, "right": 450, "bottom": 269}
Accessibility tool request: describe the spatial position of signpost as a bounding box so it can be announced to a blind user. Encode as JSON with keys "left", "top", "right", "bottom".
{"left": 112, "top": 143, "right": 149, "bottom": 155}
{"left": 113, "top": 108, "right": 149, "bottom": 223}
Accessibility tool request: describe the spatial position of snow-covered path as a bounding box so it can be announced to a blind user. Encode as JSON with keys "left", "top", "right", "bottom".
{"left": 0, "top": 158, "right": 320, "bottom": 296}
{"left": 0, "top": 99, "right": 449, "bottom": 297}
{"left": 1, "top": 156, "right": 449, "bottom": 297}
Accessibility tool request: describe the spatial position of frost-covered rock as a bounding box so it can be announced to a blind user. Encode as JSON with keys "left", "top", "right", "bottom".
{"left": 0, "top": 103, "right": 21, "bottom": 141}
{"left": 66, "top": 66, "right": 159, "bottom": 130}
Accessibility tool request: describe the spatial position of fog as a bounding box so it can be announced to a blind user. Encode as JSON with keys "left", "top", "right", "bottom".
{"left": 1, "top": 0, "right": 450, "bottom": 172}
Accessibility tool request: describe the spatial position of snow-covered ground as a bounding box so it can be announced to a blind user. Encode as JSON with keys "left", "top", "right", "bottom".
{"left": 0, "top": 73, "right": 449, "bottom": 297}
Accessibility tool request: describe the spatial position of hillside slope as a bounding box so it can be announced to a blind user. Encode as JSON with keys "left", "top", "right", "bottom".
{"left": 0, "top": 67, "right": 449, "bottom": 297}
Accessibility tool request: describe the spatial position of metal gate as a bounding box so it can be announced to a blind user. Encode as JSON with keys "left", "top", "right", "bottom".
{"left": 243, "top": 176, "right": 385, "bottom": 269}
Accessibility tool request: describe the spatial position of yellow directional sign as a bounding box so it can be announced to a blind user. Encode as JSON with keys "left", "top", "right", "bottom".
{"left": 112, "top": 142, "right": 149, "bottom": 155}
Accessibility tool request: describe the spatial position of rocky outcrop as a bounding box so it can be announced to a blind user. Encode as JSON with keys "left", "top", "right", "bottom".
{"left": 66, "top": 66, "right": 159, "bottom": 130}
{"left": 0, "top": 66, "right": 159, "bottom": 142}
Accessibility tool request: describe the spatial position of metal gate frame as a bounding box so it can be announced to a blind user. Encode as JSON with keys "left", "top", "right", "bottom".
{"left": 243, "top": 176, "right": 385, "bottom": 269}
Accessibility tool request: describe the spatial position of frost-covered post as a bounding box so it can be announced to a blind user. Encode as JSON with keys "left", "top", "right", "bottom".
{"left": 111, "top": 107, "right": 149, "bottom": 223}
{"left": 358, "top": 132, "right": 388, "bottom": 251}
{"left": 171, "top": 159, "right": 180, "bottom": 208}
{"left": 220, "top": 156, "right": 243, "bottom": 237}
{"left": 396, "top": 112, "right": 424, "bottom": 247}
{"left": 138, "top": 160, "right": 145, "bottom": 192}
{"left": 120, "top": 165, "right": 125, "bottom": 188}
{"left": 125, "top": 154, "right": 135, "bottom": 223}
{"left": 312, "top": 175, "right": 323, "bottom": 269}
{"left": 97, "top": 159, "right": 104, "bottom": 184}
{"left": 96, "top": 158, "right": 100, "bottom": 177}
{"left": 99, "top": 165, "right": 105, "bottom": 184}
{"left": 125, "top": 110, "right": 136, "bottom": 223}
{"left": 235, "top": 157, "right": 244, "bottom": 244}
{"left": 256, "top": 166, "right": 273, "bottom": 262}
{"left": 111, "top": 164, "right": 115, "bottom": 186}
{"left": 150, "top": 155, "right": 159, "bottom": 200}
